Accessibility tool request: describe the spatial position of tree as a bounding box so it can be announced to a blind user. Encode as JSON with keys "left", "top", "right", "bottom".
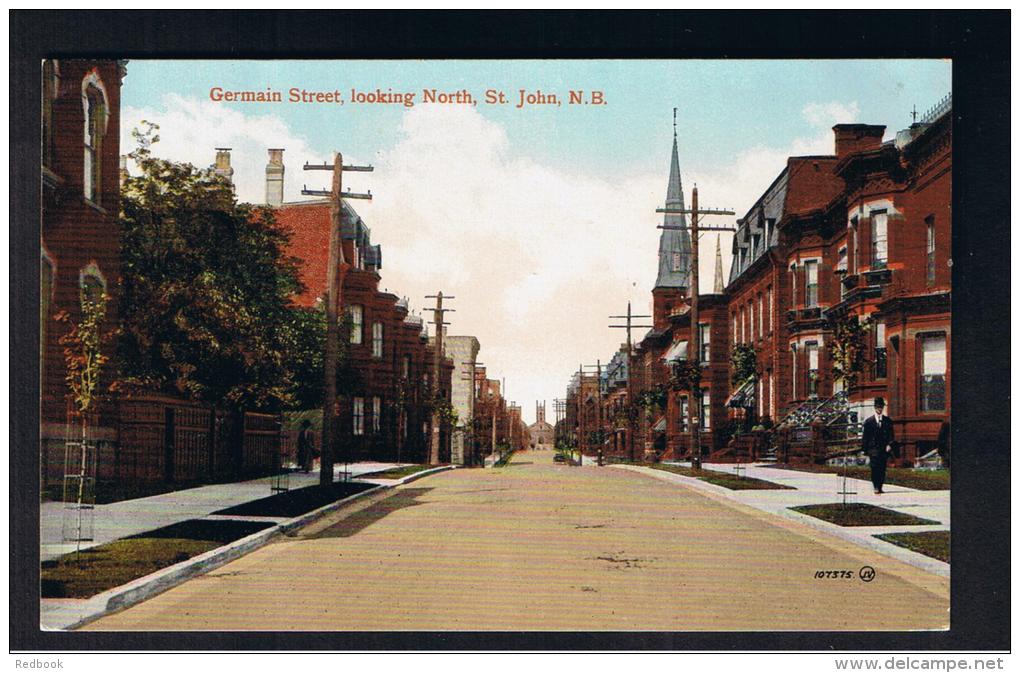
{"left": 118, "top": 123, "right": 302, "bottom": 412}
{"left": 828, "top": 313, "right": 872, "bottom": 391}
{"left": 730, "top": 343, "right": 760, "bottom": 387}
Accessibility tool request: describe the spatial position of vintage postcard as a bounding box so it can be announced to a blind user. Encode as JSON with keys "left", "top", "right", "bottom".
{"left": 34, "top": 56, "right": 960, "bottom": 637}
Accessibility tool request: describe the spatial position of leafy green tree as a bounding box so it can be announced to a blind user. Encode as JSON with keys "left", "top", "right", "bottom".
{"left": 828, "top": 313, "right": 872, "bottom": 391}
{"left": 730, "top": 343, "right": 760, "bottom": 387}
{"left": 118, "top": 123, "right": 302, "bottom": 411}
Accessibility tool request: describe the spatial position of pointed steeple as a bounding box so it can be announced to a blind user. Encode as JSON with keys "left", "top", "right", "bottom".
{"left": 655, "top": 110, "right": 692, "bottom": 291}
{"left": 714, "top": 235, "right": 724, "bottom": 294}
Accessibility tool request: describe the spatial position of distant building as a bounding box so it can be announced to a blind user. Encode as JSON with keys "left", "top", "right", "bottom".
{"left": 527, "top": 401, "right": 555, "bottom": 449}
{"left": 445, "top": 335, "right": 481, "bottom": 465}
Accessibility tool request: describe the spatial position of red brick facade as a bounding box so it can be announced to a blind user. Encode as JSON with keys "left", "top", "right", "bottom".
{"left": 575, "top": 108, "right": 952, "bottom": 466}
{"left": 274, "top": 199, "right": 453, "bottom": 463}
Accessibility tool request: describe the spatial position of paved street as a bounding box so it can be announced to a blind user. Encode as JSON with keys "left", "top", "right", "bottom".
{"left": 85, "top": 450, "right": 948, "bottom": 631}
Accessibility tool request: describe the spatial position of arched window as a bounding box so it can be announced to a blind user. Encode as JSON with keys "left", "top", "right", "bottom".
{"left": 79, "top": 262, "right": 107, "bottom": 305}
{"left": 81, "top": 71, "right": 109, "bottom": 203}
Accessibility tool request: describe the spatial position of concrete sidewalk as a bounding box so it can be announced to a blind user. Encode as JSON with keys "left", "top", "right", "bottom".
{"left": 612, "top": 461, "right": 949, "bottom": 577}
{"left": 41, "top": 462, "right": 409, "bottom": 561}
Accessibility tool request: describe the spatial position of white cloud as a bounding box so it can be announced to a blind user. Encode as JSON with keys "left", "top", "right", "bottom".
{"left": 802, "top": 101, "right": 861, "bottom": 128}
{"left": 121, "top": 94, "right": 331, "bottom": 204}
{"left": 119, "top": 96, "right": 864, "bottom": 423}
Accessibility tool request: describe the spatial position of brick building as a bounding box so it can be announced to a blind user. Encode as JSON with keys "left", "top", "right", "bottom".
{"left": 264, "top": 150, "right": 453, "bottom": 464}
{"left": 40, "top": 59, "right": 127, "bottom": 481}
{"left": 567, "top": 100, "right": 952, "bottom": 466}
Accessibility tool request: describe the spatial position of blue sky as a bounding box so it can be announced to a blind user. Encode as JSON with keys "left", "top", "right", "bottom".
{"left": 121, "top": 59, "right": 951, "bottom": 421}
{"left": 124, "top": 59, "right": 950, "bottom": 176}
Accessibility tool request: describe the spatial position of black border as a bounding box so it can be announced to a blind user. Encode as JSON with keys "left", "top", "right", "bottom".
{"left": 10, "top": 9, "right": 1010, "bottom": 652}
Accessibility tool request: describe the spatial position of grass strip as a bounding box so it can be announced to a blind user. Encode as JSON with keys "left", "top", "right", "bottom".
{"left": 791, "top": 502, "right": 939, "bottom": 527}
{"left": 644, "top": 463, "right": 794, "bottom": 490}
{"left": 356, "top": 464, "right": 434, "bottom": 480}
{"left": 875, "top": 530, "right": 950, "bottom": 563}
{"left": 213, "top": 481, "right": 375, "bottom": 518}
{"left": 40, "top": 519, "right": 274, "bottom": 598}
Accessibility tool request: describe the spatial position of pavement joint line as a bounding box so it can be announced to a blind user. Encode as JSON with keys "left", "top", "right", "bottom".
{"left": 611, "top": 464, "right": 951, "bottom": 585}
{"left": 40, "top": 464, "right": 457, "bottom": 632}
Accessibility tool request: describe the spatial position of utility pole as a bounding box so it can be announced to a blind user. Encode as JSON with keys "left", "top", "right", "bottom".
{"left": 610, "top": 301, "right": 653, "bottom": 461}
{"left": 461, "top": 360, "right": 483, "bottom": 466}
{"left": 303, "top": 154, "right": 373, "bottom": 486}
{"left": 657, "top": 183, "right": 734, "bottom": 469}
{"left": 575, "top": 364, "right": 583, "bottom": 465}
{"left": 424, "top": 292, "right": 454, "bottom": 465}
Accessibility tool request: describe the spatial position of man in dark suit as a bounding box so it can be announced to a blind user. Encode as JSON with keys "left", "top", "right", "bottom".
{"left": 861, "top": 396, "right": 895, "bottom": 494}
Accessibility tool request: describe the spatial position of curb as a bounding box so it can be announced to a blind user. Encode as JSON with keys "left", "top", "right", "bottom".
{"left": 44, "top": 465, "right": 456, "bottom": 631}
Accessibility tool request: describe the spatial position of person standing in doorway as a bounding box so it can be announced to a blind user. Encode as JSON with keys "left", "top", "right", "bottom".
{"left": 861, "top": 397, "right": 895, "bottom": 494}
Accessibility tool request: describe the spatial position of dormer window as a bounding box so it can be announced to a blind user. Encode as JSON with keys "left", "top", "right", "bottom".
{"left": 671, "top": 251, "right": 683, "bottom": 272}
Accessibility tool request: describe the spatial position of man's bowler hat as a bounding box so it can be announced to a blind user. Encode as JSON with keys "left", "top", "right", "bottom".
{"left": 874, "top": 396, "right": 886, "bottom": 408}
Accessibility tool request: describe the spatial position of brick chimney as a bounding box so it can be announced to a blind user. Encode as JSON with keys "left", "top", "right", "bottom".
{"left": 832, "top": 124, "right": 886, "bottom": 159}
{"left": 213, "top": 147, "right": 234, "bottom": 185}
{"left": 266, "top": 148, "right": 285, "bottom": 206}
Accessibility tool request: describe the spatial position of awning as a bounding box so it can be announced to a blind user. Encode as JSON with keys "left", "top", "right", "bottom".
{"left": 652, "top": 416, "right": 667, "bottom": 433}
{"left": 726, "top": 379, "right": 756, "bottom": 409}
{"left": 662, "top": 340, "right": 689, "bottom": 363}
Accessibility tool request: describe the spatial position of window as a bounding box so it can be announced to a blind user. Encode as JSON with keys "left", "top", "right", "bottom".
{"left": 700, "top": 390, "right": 711, "bottom": 430}
{"left": 353, "top": 397, "right": 365, "bottom": 436}
{"left": 678, "top": 395, "right": 689, "bottom": 433}
{"left": 874, "top": 322, "right": 887, "bottom": 379}
{"left": 767, "top": 286, "right": 773, "bottom": 333}
{"left": 807, "top": 342, "right": 819, "bottom": 397}
{"left": 402, "top": 354, "right": 411, "bottom": 379}
{"left": 757, "top": 294, "right": 764, "bottom": 339}
{"left": 732, "top": 314, "right": 738, "bottom": 344}
{"left": 347, "top": 304, "right": 363, "bottom": 344}
{"left": 740, "top": 248, "right": 747, "bottom": 271}
{"left": 791, "top": 346, "right": 798, "bottom": 399}
{"left": 920, "top": 334, "right": 947, "bottom": 412}
{"left": 672, "top": 251, "right": 683, "bottom": 272}
{"left": 372, "top": 396, "right": 382, "bottom": 433}
{"left": 805, "top": 260, "right": 819, "bottom": 308}
{"left": 871, "top": 210, "right": 888, "bottom": 269}
{"left": 752, "top": 234, "right": 761, "bottom": 257}
{"left": 739, "top": 307, "right": 746, "bottom": 343}
{"left": 372, "top": 322, "right": 383, "bottom": 358}
{"left": 82, "top": 77, "right": 107, "bottom": 203}
{"left": 851, "top": 216, "right": 860, "bottom": 273}
{"left": 838, "top": 247, "right": 849, "bottom": 297}
{"left": 699, "top": 323, "right": 710, "bottom": 364}
{"left": 926, "top": 217, "right": 936, "bottom": 285}
{"left": 790, "top": 263, "right": 797, "bottom": 306}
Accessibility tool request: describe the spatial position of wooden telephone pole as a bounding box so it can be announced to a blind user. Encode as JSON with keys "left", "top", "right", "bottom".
{"left": 610, "top": 301, "right": 653, "bottom": 462}
{"left": 657, "top": 183, "right": 734, "bottom": 469}
{"left": 424, "top": 292, "right": 454, "bottom": 465}
{"left": 302, "top": 153, "right": 373, "bottom": 486}
{"left": 461, "top": 360, "right": 483, "bottom": 466}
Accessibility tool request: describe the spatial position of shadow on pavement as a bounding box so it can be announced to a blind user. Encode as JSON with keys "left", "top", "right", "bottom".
{"left": 302, "top": 487, "right": 434, "bottom": 539}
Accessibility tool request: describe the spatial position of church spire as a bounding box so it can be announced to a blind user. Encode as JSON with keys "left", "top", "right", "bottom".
{"left": 655, "top": 109, "right": 692, "bottom": 290}
{"left": 714, "top": 234, "right": 724, "bottom": 294}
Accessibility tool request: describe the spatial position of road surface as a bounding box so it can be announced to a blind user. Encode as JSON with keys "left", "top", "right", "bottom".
{"left": 84, "top": 450, "right": 948, "bottom": 631}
